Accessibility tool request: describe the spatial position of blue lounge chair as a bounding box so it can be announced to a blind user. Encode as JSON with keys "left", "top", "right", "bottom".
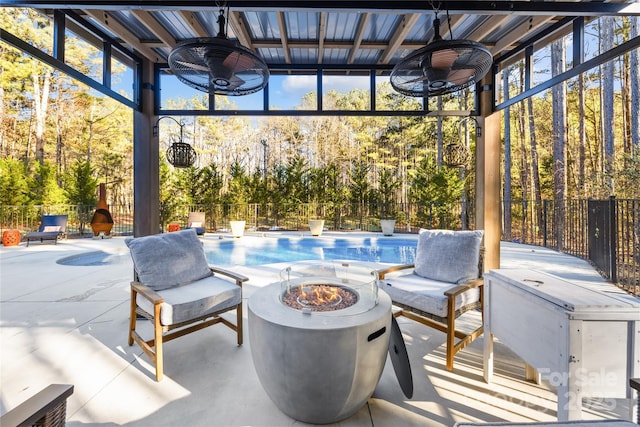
{"left": 25, "top": 215, "right": 68, "bottom": 246}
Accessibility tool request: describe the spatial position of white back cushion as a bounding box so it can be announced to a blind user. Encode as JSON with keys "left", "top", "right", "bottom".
{"left": 126, "top": 229, "right": 212, "bottom": 291}
{"left": 414, "top": 229, "right": 483, "bottom": 284}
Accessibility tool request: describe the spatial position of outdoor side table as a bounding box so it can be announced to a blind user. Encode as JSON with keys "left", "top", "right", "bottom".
{"left": 483, "top": 269, "right": 640, "bottom": 422}
{"left": 2, "top": 229, "right": 21, "bottom": 246}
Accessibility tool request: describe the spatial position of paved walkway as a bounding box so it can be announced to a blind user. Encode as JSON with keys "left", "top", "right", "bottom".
{"left": 0, "top": 232, "right": 636, "bottom": 426}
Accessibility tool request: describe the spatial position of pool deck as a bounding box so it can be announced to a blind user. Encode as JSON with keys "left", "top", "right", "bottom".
{"left": 1, "top": 231, "right": 637, "bottom": 426}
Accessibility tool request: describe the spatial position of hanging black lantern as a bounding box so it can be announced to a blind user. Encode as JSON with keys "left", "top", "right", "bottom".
{"left": 154, "top": 116, "right": 197, "bottom": 168}
{"left": 442, "top": 142, "right": 470, "bottom": 168}
{"left": 166, "top": 141, "right": 197, "bottom": 168}
{"left": 443, "top": 117, "right": 479, "bottom": 168}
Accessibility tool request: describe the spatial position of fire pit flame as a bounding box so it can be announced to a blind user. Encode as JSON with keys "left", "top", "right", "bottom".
{"left": 297, "top": 284, "right": 343, "bottom": 308}
{"left": 282, "top": 283, "right": 358, "bottom": 312}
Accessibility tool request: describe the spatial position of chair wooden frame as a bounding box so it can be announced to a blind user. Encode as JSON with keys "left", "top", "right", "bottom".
{"left": 128, "top": 266, "right": 248, "bottom": 381}
{"left": 377, "top": 250, "right": 484, "bottom": 371}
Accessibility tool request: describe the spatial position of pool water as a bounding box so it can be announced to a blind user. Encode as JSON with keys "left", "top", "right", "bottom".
{"left": 205, "top": 237, "right": 417, "bottom": 266}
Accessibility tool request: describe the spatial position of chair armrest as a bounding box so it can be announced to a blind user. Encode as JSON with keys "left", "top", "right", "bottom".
{"left": 0, "top": 384, "right": 74, "bottom": 427}
{"left": 209, "top": 266, "right": 249, "bottom": 286}
{"left": 444, "top": 278, "right": 484, "bottom": 297}
{"left": 131, "top": 281, "right": 164, "bottom": 304}
{"left": 377, "top": 264, "right": 415, "bottom": 280}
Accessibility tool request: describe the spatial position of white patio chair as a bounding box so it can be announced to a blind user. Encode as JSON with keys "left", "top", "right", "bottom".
{"left": 126, "top": 229, "right": 248, "bottom": 381}
{"left": 377, "top": 229, "right": 484, "bottom": 371}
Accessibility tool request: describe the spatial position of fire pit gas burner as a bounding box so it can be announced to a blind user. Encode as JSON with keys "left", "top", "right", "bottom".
{"left": 279, "top": 263, "right": 377, "bottom": 315}
{"left": 298, "top": 284, "right": 343, "bottom": 308}
{"left": 282, "top": 283, "right": 358, "bottom": 311}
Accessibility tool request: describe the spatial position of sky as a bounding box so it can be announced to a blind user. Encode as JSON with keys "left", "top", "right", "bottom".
{"left": 159, "top": 72, "right": 375, "bottom": 111}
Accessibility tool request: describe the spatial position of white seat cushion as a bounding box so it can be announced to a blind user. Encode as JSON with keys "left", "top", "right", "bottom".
{"left": 137, "top": 274, "right": 241, "bottom": 326}
{"left": 380, "top": 272, "right": 480, "bottom": 318}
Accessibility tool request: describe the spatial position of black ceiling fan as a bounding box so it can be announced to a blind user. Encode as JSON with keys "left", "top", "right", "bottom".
{"left": 168, "top": 4, "right": 269, "bottom": 96}
{"left": 391, "top": 15, "right": 492, "bottom": 97}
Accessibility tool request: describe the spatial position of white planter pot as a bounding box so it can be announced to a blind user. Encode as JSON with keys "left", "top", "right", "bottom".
{"left": 308, "top": 219, "right": 325, "bottom": 236}
{"left": 230, "top": 220, "right": 246, "bottom": 238}
{"left": 380, "top": 219, "right": 396, "bottom": 236}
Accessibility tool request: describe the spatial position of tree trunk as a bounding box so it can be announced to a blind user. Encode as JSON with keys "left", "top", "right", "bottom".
{"left": 621, "top": 40, "right": 631, "bottom": 160}
{"left": 630, "top": 16, "right": 640, "bottom": 156}
{"left": 55, "top": 84, "right": 64, "bottom": 186}
{"left": 0, "top": 84, "right": 5, "bottom": 157}
{"left": 32, "top": 69, "right": 51, "bottom": 165}
{"left": 517, "top": 64, "right": 529, "bottom": 242}
{"left": 578, "top": 73, "right": 586, "bottom": 197}
{"left": 436, "top": 96, "right": 443, "bottom": 167}
{"left": 551, "top": 38, "right": 567, "bottom": 250}
{"left": 602, "top": 17, "right": 615, "bottom": 195}
{"left": 518, "top": 101, "right": 529, "bottom": 241}
{"left": 502, "top": 68, "right": 512, "bottom": 241}
{"left": 527, "top": 96, "right": 543, "bottom": 239}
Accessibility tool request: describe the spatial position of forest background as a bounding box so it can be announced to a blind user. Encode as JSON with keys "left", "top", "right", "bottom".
{"left": 1, "top": 9, "right": 639, "bottom": 246}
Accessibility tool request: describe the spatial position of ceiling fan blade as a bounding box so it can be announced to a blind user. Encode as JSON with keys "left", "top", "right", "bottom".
{"left": 430, "top": 48, "right": 459, "bottom": 68}
{"left": 174, "top": 60, "right": 209, "bottom": 73}
{"left": 403, "top": 74, "right": 429, "bottom": 85}
{"left": 447, "top": 68, "right": 475, "bottom": 85}
{"left": 223, "top": 50, "right": 256, "bottom": 70}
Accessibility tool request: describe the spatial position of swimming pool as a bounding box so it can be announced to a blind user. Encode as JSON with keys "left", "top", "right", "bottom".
{"left": 204, "top": 236, "right": 417, "bottom": 266}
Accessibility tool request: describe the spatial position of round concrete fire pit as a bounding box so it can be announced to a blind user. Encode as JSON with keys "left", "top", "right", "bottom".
{"left": 248, "top": 263, "right": 391, "bottom": 424}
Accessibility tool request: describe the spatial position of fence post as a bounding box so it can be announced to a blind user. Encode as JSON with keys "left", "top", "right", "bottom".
{"left": 543, "top": 200, "right": 548, "bottom": 247}
{"left": 609, "top": 195, "right": 617, "bottom": 283}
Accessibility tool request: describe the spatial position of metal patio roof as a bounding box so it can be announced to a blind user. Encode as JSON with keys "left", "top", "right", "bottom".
{"left": 5, "top": 1, "right": 640, "bottom": 68}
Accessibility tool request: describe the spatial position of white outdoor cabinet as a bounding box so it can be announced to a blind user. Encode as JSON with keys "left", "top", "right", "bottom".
{"left": 483, "top": 269, "right": 640, "bottom": 422}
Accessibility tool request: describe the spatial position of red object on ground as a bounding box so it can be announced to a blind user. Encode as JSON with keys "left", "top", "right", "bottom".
{"left": 168, "top": 223, "right": 180, "bottom": 232}
{"left": 2, "top": 230, "right": 21, "bottom": 246}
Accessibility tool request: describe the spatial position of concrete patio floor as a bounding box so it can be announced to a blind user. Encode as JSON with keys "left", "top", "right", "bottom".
{"left": 0, "top": 232, "right": 636, "bottom": 426}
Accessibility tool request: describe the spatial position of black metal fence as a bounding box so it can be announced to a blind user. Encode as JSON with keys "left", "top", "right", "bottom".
{"left": 0, "top": 204, "right": 134, "bottom": 237}
{"left": 505, "top": 197, "right": 639, "bottom": 296}
{"left": 159, "top": 201, "right": 473, "bottom": 235}
{"left": 0, "top": 201, "right": 470, "bottom": 237}
{"left": 1, "top": 198, "right": 638, "bottom": 295}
